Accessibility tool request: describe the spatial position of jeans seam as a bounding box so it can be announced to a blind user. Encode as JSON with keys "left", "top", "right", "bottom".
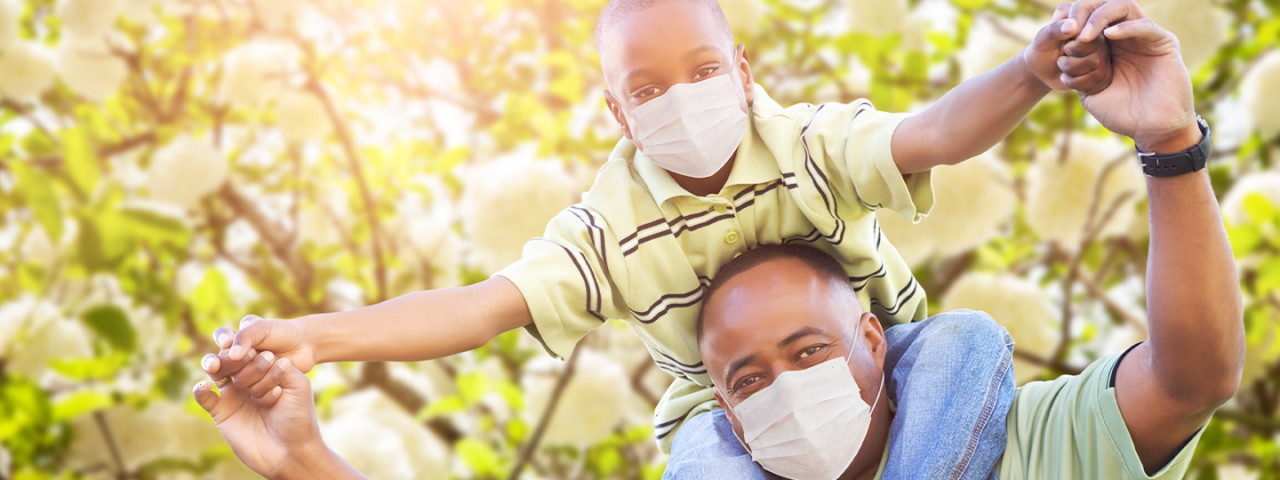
{"left": 947, "top": 348, "right": 1012, "bottom": 480}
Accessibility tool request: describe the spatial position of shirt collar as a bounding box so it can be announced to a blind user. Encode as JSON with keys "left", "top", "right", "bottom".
{"left": 630, "top": 83, "right": 783, "bottom": 206}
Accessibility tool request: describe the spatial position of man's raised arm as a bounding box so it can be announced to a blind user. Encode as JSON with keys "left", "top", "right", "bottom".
{"left": 1064, "top": 0, "right": 1245, "bottom": 474}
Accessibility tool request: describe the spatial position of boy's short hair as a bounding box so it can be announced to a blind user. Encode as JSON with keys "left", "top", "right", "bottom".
{"left": 695, "top": 244, "right": 854, "bottom": 345}
{"left": 594, "top": 0, "right": 734, "bottom": 53}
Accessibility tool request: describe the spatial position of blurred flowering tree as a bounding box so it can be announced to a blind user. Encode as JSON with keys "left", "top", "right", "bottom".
{"left": 0, "top": 0, "right": 1277, "bottom": 478}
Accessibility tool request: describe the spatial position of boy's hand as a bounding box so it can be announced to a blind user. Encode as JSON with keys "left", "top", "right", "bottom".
{"left": 216, "top": 314, "right": 318, "bottom": 374}
{"left": 1023, "top": 2, "right": 1113, "bottom": 94}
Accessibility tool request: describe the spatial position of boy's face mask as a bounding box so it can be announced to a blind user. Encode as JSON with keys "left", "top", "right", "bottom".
{"left": 627, "top": 68, "right": 749, "bottom": 178}
{"left": 717, "top": 332, "right": 884, "bottom": 480}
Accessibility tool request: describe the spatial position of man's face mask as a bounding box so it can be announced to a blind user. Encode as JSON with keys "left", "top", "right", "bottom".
{"left": 718, "top": 330, "right": 885, "bottom": 480}
{"left": 627, "top": 66, "right": 749, "bottom": 178}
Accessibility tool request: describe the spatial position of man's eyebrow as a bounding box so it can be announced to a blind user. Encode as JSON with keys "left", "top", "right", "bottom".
{"left": 778, "top": 327, "right": 825, "bottom": 349}
{"left": 723, "top": 353, "right": 758, "bottom": 387}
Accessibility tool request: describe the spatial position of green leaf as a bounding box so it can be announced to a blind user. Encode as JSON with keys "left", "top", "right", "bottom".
{"left": 52, "top": 390, "right": 113, "bottom": 422}
{"left": 11, "top": 162, "right": 63, "bottom": 242}
{"left": 456, "top": 438, "right": 503, "bottom": 477}
{"left": 81, "top": 305, "right": 137, "bottom": 352}
{"left": 62, "top": 127, "right": 99, "bottom": 197}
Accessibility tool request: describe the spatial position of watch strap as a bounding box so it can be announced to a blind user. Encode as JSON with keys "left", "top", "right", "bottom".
{"left": 1137, "top": 115, "right": 1212, "bottom": 178}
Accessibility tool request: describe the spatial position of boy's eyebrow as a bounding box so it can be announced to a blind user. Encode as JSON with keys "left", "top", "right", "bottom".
{"left": 683, "top": 44, "right": 723, "bottom": 60}
{"left": 623, "top": 68, "right": 658, "bottom": 88}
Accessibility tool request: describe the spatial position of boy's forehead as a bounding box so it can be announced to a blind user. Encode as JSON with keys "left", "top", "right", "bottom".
{"left": 597, "top": 1, "right": 733, "bottom": 84}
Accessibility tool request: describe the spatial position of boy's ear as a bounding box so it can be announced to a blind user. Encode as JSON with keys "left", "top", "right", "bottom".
{"left": 602, "top": 90, "right": 634, "bottom": 141}
{"left": 735, "top": 43, "right": 754, "bottom": 106}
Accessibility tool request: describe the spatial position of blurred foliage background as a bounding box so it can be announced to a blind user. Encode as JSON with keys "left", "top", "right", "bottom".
{"left": 0, "top": 0, "right": 1276, "bottom": 478}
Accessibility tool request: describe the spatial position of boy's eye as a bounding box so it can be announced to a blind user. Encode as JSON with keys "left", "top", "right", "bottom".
{"left": 694, "top": 66, "right": 718, "bottom": 80}
{"left": 633, "top": 86, "right": 662, "bottom": 100}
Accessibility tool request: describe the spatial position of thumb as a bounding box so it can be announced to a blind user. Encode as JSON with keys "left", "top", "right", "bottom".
{"left": 1101, "top": 18, "right": 1163, "bottom": 42}
{"left": 193, "top": 381, "right": 222, "bottom": 419}
{"left": 229, "top": 321, "right": 272, "bottom": 361}
{"left": 1034, "top": 18, "right": 1079, "bottom": 51}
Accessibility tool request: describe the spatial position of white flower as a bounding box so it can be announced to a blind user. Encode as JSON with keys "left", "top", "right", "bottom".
{"left": 250, "top": 0, "right": 305, "bottom": 31}
{"left": 1221, "top": 171, "right": 1280, "bottom": 226}
{"left": 8, "top": 315, "right": 93, "bottom": 381}
{"left": 55, "top": 34, "right": 129, "bottom": 102}
{"left": 56, "top": 0, "right": 123, "bottom": 41}
{"left": 275, "top": 89, "right": 332, "bottom": 143}
{"left": 1239, "top": 51, "right": 1280, "bottom": 137}
{"left": 0, "top": 296, "right": 57, "bottom": 357}
{"left": 217, "top": 40, "right": 292, "bottom": 107}
{"left": 460, "top": 156, "right": 577, "bottom": 272}
{"left": 522, "top": 349, "right": 630, "bottom": 446}
{"left": 958, "top": 16, "right": 1040, "bottom": 81}
{"left": 1025, "top": 134, "right": 1145, "bottom": 250}
{"left": 0, "top": 41, "right": 55, "bottom": 101}
{"left": 0, "top": 0, "right": 20, "bottom": 48}
{"left": 877, "top": 151, "right": 1015, "bottom": 263}
{"left": 393, "top": 190, "right": 463, "bottom": 289}
{"left": 718, "top": 0, "right": 764, "bottom": 38}
{"left": 942, "top": 273, "right": 1058, "bottom": 385}
{"left": 145, "top": 134, "right": 228, "bottom": 209}
{"left": 322, "top": 390, "right": 448, "bottom": 480}
{"left": 846, "top": 0, "right": 907, "bottom": 38}
{"left": 1140, "top": 0, "right": 1229, "bottom": 71}
{"left": 65, "top": 401, "right": 219, "bottom": 474}
{"left": 1216, "top": 463, "right": 1260, "bottom": 480}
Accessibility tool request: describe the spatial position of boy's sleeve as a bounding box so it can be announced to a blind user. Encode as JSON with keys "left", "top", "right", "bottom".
{"left": 805, "top": 101, "right": 935, "bottom": 222}
{"left": 494, "top": 205, "right": 629, "bottom": 359}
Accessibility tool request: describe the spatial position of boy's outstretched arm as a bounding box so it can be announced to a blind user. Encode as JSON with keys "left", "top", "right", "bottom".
{"left": 892, "top": 4, "right": 1106, "bottom": 174}
{"left": 211, "top": 277, "right": 532, "bottom": 371}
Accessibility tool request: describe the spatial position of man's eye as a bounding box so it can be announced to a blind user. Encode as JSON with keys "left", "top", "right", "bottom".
{"left": 798, "top": 344, "right": 826, "bottom": 359}
{"left": 734, "top": 375, "right": 761, "bottom": 393}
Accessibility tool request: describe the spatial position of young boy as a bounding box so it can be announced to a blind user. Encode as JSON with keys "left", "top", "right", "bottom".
{"left": 203, "top": 0, "right": 1103, "bottom": 468}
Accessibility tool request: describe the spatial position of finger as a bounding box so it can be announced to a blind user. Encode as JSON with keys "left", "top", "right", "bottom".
{"left": 1032, "top": 18, "right": 1079, "bottom": 55}
{"left": 239, "top": 314, "right": 262, "bottom": 331}
{"left": 231, "top": 350, "right": 276, "bottom": 390}
{"left": 1080, "top": 0, "right": 1144, "bottom": 43}
{"left": 254, "top": 386, "right": 284, "bottom": 407}
{"left": 1057, "top": 54, "right": 1101, "bottom": 77}
{"left": 1061, "top": 69, "right": 1113, "bottom": 95}
{"left": 248, "top": 353, "right": 285, "bottom": 398}
{"left": 276, "top": 357, "right": 311, "bottom": 396}
{"left": 211, "top": 347, "right": 258, "bottom": 379}
{"left": 229, "top": 320, "right": 272, "bottom": 361}
{"left": 1053, "top": 2, "right": 1072, "bottom": 22}
{"left": 193, "top": 381, "right": 222, "bottom": 418}
{"left": 1063, "top": 38, "right": 1101, "bottom": 58}
{"left": 1068, "top": 0, "right": 1109, "bottom": 40}
{"left": 1101, "top": 18, "right": 1165, "bottom": 42}
{"left": 212, "top": 327, "right": 236, "bottom": 350}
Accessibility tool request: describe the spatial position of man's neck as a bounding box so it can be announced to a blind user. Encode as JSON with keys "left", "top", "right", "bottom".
{"left": 669, "top": 153, "right": 736, "bottom": 197}
{"left": 839, "top": 401, "right": 894, "bottom": 480}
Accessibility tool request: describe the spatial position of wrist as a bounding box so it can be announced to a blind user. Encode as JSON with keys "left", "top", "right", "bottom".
{"left": 1018, "top": 48, "right": 1055, "bottom": 94}
{"left": 1136, "top": 122, "right": 1203, "bottom": 155}
{"left": 273, "top": 442, "right": 344, "bottom": 480}
{"left": 297, "top": 313, "right": 328, "bottom": 365}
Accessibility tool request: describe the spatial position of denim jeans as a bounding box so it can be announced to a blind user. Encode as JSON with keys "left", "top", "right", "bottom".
{"left": 663, "top": 310, "right": 1016, "bottom": 480}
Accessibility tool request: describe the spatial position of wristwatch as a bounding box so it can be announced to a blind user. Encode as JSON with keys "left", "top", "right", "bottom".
{"left": 1137, "top": 115, "right": 1212, "bottom": 177}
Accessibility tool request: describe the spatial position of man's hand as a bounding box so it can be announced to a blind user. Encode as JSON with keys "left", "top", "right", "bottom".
{"left": 216, "top": 314, "right": 318, "bottom": 373}
{"left": 1023, "top": 2, "right": 1113, "bottom": 94}
{"left": 194, "top": 353, "right": 326, "bottom": 479}
{"left": 1064, "top": 0, "right": 1199, "bottom": 152}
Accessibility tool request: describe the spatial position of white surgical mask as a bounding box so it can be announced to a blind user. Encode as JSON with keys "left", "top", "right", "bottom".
{"left": 719, "top": 340, "right": 884, "bottom": 480}
{"left": 629, "top": 72, "right": 749, "bottom": 178}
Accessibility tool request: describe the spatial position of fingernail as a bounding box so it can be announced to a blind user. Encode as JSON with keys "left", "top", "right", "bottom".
{"left": 1080, "top": 23, "right": 1092, "bottom": 39}
{"left": 216, "top": 333, "right": 230, "bottom": 348}
{"left": 261, "top": 351, "right": 275, "bottom": 363}
{"left": 1061, "top": 19, "right": 1076, "bottom": 35}
{"left": 201, "top": 355, "right": 215, "bottom": 372}
{"left": 194, "top": 381, "right": 204, "bottom": 392}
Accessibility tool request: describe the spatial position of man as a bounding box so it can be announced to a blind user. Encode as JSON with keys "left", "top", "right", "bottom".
{"left": 687, "top": 1, "right": 1243, "bottom": 475}
{"left": 193, "top": 1, "right": 1241, "bottom": 478}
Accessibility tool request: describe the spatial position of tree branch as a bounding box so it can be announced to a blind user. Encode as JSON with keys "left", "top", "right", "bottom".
{"left": 507, "top": 346, "right": 583, "bottom": 480}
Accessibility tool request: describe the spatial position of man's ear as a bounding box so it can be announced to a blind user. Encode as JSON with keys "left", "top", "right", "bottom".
{"left": 860, "top": 312, "right": 888, "bottom": 369}
{"left": 603, "top": 90, "right": 634, "bottom": 141}
{"left": 714, "top": 388, "right": 748, "bottom": 451}
{"left": 734, "top": 43, "right": 754, "bottom": 106}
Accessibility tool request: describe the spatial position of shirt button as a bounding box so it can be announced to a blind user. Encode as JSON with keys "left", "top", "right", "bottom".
{"left": 713, "top": 205, "right": 729, "bottom": 214}
{"left": 724, "top": 231, "right": 740, "bottom": 244}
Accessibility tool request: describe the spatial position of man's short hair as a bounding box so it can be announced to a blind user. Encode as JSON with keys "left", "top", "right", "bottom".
{"left": 594, "top": 0, "right": 734, "bottom": 53}
{"left": 695, "top": 244, "right": 853, "bottom": 345}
